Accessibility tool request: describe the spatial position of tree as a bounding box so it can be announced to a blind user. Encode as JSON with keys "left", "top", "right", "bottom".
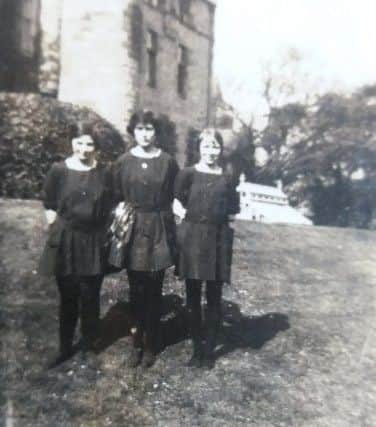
{"left": 257, "top": 86, "right": 376, "bottom": 228}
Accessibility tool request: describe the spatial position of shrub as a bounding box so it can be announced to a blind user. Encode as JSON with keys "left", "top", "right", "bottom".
{"left": 0, "top": 92, "right": 125, "bottom": 199}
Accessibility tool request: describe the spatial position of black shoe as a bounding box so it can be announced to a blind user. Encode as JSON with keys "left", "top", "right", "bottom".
{"left": 127, "top": 347, "right": 143, "bottom": 368}
{"left": 201, "top": 307, "right": 221, "bottom": 371}
{"left": 187, "top": 352, "right": 202, "bottom": 368}
{"left": 187, "top": 339, "right": 203, "bottom": 368}
{"left": 79, "top": 349, "right": 101, "bottom": 371}
{"left": 46, "top": 349, "right": 74, "bottom": 370}
{"left": 141, "top": 350, "right": 156, "bottom": 369}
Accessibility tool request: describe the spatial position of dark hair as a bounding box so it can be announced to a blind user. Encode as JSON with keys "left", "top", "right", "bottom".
{"left": 197, "top": 128, "right": 224, "bottom": 155}
{"left": 68, "top": 121, "right": 100, "bottom": 148}
{"left": 126, "top": 110, "right": 158, "bottom": 136}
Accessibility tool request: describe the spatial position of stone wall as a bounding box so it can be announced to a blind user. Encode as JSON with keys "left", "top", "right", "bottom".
{"left": 136, "top": 0, "right": 215, "bottom": 164}
{"left": 56, "top": 0, "right": 215, "bottom": 164}
{"left": 58, "top": 0, "right": 138, "bottom": 135}
{"left": 1, "top": 0, "right": 215, "bottom": 164}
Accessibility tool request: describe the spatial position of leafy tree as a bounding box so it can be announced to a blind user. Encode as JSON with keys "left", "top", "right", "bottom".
{"left": 258, "top": 86, "right": 376, "bottom": 228}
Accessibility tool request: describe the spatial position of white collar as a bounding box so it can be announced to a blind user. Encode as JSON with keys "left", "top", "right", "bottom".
{"left": 195, "top": 163, "right": 223, "bottom": 175}
{"left": 130, "top": 146, "right": 161, "bottom": 159}
{"left": 65, "top": 156, "right": 97, "bottom": 171}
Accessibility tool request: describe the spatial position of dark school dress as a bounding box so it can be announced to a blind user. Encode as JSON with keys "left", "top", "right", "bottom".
{"left": 174, "top": 167, "right": 239, "bottom": 283}
{"left": 113, "top": 151, "right": 179, "bottom": 272}
{"left": 39, "top": 161, "right": 113, "bottom": 277}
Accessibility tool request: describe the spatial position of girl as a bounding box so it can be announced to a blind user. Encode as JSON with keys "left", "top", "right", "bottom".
{"left": 113, "top": 110, "right": 179, "bottom": 368}
{"left": 174, "top": 128, "right": 239, "bottom": 369}
{"left": 39, "top": 121, "right": 113, "bottom": 368}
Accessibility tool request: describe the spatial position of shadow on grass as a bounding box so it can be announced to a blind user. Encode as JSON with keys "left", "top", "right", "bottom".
{"left": 95, "top": 294, "right": 188, "bottom": 353}
{"left": 214, "top": 299, "right": 290, "bottom": 359}
{"left": 95, "top": 296, "right": 289, "bottom": 360}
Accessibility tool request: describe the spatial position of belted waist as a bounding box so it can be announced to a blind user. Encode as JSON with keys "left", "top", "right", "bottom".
{"left": 185, "top": 213, "right": 229, "bottom": 225}
{"left": 56, "top": 216, "right": 105, "bottom": 232}
{"left": 132, "top": 205, "right": 172, "bottom": 214}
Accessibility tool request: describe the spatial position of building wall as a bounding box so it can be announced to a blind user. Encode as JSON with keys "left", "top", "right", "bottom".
{"left": 1, "top": 0, "right": 215, "bottom": 164}
{"left": 0, "top": 0, "right": 40, "bottom": 92}
{"left": 57, "top": 0, "right": 215, "bottom": 162}
{"left": 138, "top": 0, "right": 215, "bottom": 163}
{"left": 38, "top": 0, "right": 61, "bottom": 96}
{"left": 58, "top": 0, "right": 138, "bottom": 134}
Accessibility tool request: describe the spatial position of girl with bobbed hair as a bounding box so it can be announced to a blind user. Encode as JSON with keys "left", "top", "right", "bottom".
{"left": 113, "top": 110, "right": 179, "bottom": 369}
{"left": 174, "top": 128, "right": 239, "bottom": 369}
{"left": 39, "top": 120, "right": 113, "bottom": 368}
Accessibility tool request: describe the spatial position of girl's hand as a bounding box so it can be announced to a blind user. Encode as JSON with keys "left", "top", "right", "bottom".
{"left": 172, "top": 198, "right": 186, "bottom": 222}
{"left": 45, "top": 209, "right": 57, "bottom": 225}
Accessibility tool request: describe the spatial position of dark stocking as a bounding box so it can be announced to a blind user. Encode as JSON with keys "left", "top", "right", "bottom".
{"left": 79, "top": 276, "right": 102, "bottom": 352}
{"left": 203, "top": 280, "right": 223, "bottom": 369}
{"left": 56, "top": 277, "right": 79, "bottom": 356}
{"left": 142, "top": 271, "right": 164, "bottom": 367}
{"left": 185, "top": 279, "right": 204, "bottom": 367}
{"left": 127, "top": 270, "right": 164, "bottom": 368}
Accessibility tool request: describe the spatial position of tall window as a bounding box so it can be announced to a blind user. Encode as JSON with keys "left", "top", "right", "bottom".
{"left": 146, "top": 30, "right": 158, "bottom": 88}
{"left": 16, "top": 0, "right": 39, "bottom": 57}
{"left": 177, "top": 44, "right": 188, "bottom": 98}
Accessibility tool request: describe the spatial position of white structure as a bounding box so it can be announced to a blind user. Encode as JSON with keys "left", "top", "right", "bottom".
{"left": 236, "top": 174, "right": 312, "bottom": 225}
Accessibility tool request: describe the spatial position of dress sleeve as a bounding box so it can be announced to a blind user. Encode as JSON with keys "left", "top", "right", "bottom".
{"left": 174, "top": 167, "right": 193, "bottom": 207}
{"left": 42, "top": 163, "right": 61, "bottom": 210}
{"left": 103, "top": 164, "right": 117, "bottom": 214}
{"left": 226, "top": 174, "right": 240, "bottom": 215}
{"left": 170, "top": 157, "right": 180, "bottom": 183}
{"left": 168, "top": 157, "right": 180, "bottom": 200}
{"left": 112, "top": 157, "right": 125, "bottom": 204}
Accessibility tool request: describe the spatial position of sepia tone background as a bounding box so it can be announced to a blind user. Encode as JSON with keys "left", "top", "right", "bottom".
{"left": 1, "top": 0, "right": 376, "bottom": 426}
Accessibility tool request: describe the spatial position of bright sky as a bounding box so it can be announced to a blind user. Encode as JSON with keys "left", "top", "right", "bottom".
{"left": 213, "top": 0, "right": 376, "bottom": 123}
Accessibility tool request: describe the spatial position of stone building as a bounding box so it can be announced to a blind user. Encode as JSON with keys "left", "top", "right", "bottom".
{"left": 0, "top": 0, "right": 216, "bottom": 163}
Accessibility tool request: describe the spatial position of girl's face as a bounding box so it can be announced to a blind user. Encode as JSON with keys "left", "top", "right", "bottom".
{"left": 199, "top": 136, "right": 222, "bottom": 166}
{"left": 72, "top": 134, "right": 96, "bottom": 162}
{"left": 134, "top": 122, "right": 156, "bottom": 149}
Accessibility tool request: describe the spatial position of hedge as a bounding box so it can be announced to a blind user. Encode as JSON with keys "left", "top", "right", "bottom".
{"left": 0, "top": 92, "right": 126, "bottom": 199}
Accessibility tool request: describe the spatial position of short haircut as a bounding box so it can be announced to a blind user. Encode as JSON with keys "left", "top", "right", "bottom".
{"left": 68, "top": 121, "right": 100, "bottom": 148}
{"left": 126, "top": 110, "right": 158, "bottom": 136}
{"left": 197, "top": 128, "right": 224, "bottom": 154}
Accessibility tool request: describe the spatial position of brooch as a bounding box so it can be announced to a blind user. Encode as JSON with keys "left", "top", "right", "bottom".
{"left": 141, "top": 162, "right": 148, "bottom": 169}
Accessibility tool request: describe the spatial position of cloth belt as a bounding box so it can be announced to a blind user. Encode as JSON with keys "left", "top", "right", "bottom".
{"left": 132, "top": 205, "right": 172, "bottom": 214}
{"left": 184, "top": 213, "right": 229, "bottom": 226}
{"left": 55, "top": 216, "right": 105, "bottom": 233}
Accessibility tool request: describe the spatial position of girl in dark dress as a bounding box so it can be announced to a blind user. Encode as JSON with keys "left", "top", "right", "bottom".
{"left": 39, "top": 121, "right": 113, "bottom": 368}
{"left": 113, "top": 111, "right": 179, "bottom": 368}
{"left": 174, "top": 128, "right": 239, "bottom": 369}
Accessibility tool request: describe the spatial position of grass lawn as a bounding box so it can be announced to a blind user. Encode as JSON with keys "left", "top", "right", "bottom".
{"left": 1, "top": 199, "right": 376, "bottom": 426}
